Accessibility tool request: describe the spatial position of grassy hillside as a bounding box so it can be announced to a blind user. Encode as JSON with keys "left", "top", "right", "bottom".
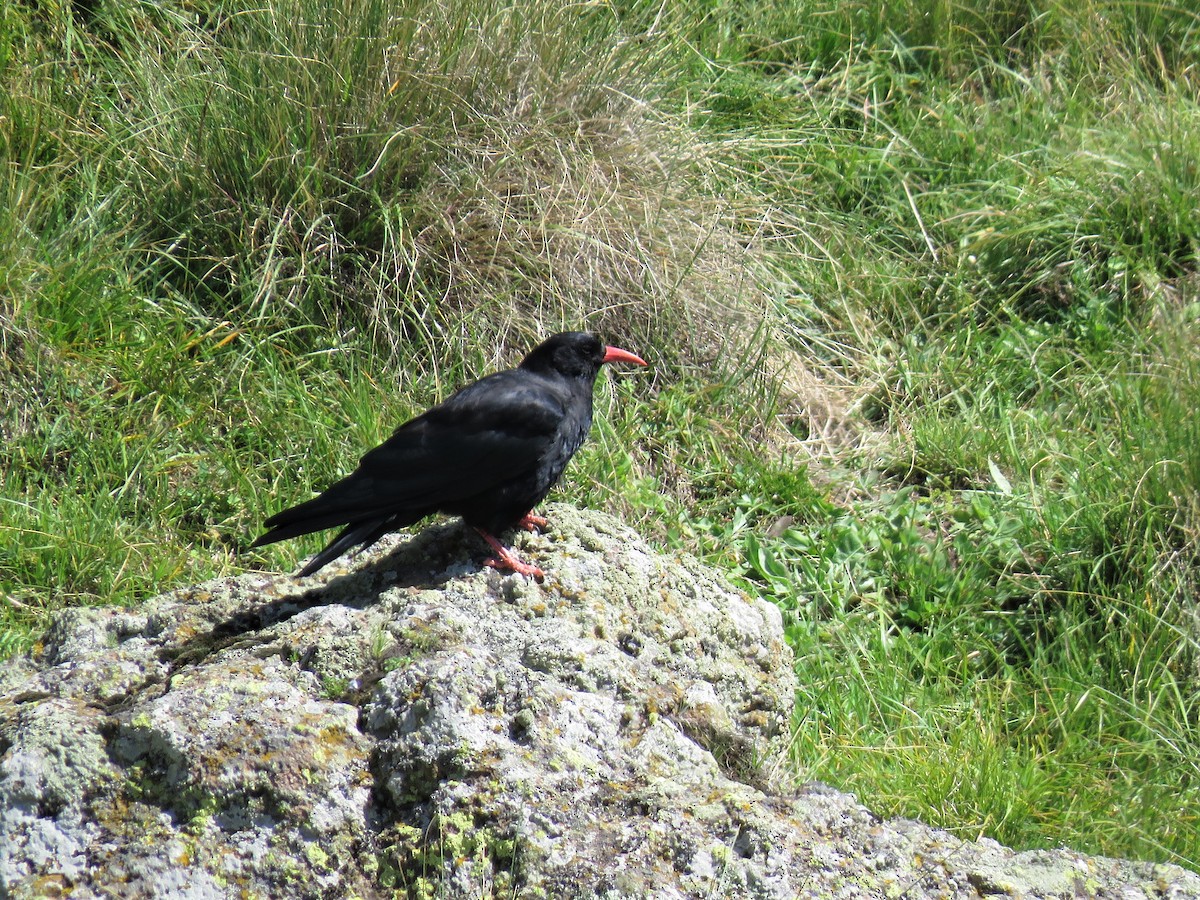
{"left": 686, "top": 3, "right": 1200, "bottom": 866}
{"left": 3, "top": 0, "right": 1198, "bottom": 872}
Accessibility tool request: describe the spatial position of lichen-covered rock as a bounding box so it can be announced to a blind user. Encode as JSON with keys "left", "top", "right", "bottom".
{"left": 1, "top": 505, "right": 1197, "bottom": 899}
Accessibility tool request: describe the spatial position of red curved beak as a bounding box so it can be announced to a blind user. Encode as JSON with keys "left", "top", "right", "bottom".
{"left": 602, "top": 345, "right": 648, "bottom": 367}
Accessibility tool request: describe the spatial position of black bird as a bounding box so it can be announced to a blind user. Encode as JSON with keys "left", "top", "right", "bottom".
{"left": 250, "top": 331, "right": 647, "bottom": 579}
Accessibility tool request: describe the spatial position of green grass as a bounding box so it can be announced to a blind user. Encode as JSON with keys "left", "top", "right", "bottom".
{"left": 4, "top": 0, "right": 1200, "bottom": 876}
{"left": 698, "top": 0, "right": 1200, "bottom": 869}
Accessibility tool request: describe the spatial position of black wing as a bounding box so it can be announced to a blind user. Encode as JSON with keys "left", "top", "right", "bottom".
{"left": 251, "top": 369, "right": 569, "bottom": 546}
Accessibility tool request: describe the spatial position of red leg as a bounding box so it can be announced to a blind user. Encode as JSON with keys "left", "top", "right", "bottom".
{"left": 474, "top": 528, "right": 545, "bottom": 580}
{"left": 517, "top": 512, "right": 548, "bottom": 532}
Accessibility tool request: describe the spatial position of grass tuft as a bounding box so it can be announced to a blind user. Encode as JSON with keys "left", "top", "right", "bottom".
{"left": 87, "top": 0, "right": 756, "bottom": 373}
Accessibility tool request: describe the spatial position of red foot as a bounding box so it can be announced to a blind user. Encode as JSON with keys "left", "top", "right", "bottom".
{"left": 474, "top": 528, "right": 545, "bottom": 580}
{"left": 518, "top": 513, "right": 549, "bottom": 532}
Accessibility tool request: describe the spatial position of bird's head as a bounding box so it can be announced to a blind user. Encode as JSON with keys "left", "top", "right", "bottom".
{"left": 521, "top": 332, "right": 647, "bottom": 379}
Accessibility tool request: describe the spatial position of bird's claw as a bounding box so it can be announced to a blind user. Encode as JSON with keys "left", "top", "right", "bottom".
{"left": 483, "top": 555, "right": 545, "bottom": 581}
{"left": 475, "top": 526, "right": 545, "bottom": 581}
{"left": 518, "top": 513, "right": 549, "bottom": 532}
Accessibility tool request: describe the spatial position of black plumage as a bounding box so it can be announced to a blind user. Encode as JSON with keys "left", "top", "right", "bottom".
{"left": 250, "top": 331, "right": 647, "bottom": 578}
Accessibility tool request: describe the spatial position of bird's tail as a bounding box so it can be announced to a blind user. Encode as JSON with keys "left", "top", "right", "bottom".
{"left": 250, "top": 489, "right": 422, "bottom": 575}
{"left": 294, "top": 517, "right": 400, "bottom": 576}
{"left": 250, "top": 487, "right": 358, "bottom": 546}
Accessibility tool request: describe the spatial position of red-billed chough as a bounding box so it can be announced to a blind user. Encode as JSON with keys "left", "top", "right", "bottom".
{"left": 250, "top": 331, "right": 647, "bottom": 579}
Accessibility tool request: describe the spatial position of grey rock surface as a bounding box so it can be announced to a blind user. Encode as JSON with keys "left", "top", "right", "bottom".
{"left": 1, "top": 505, "right": 1196, "bottom": 899}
